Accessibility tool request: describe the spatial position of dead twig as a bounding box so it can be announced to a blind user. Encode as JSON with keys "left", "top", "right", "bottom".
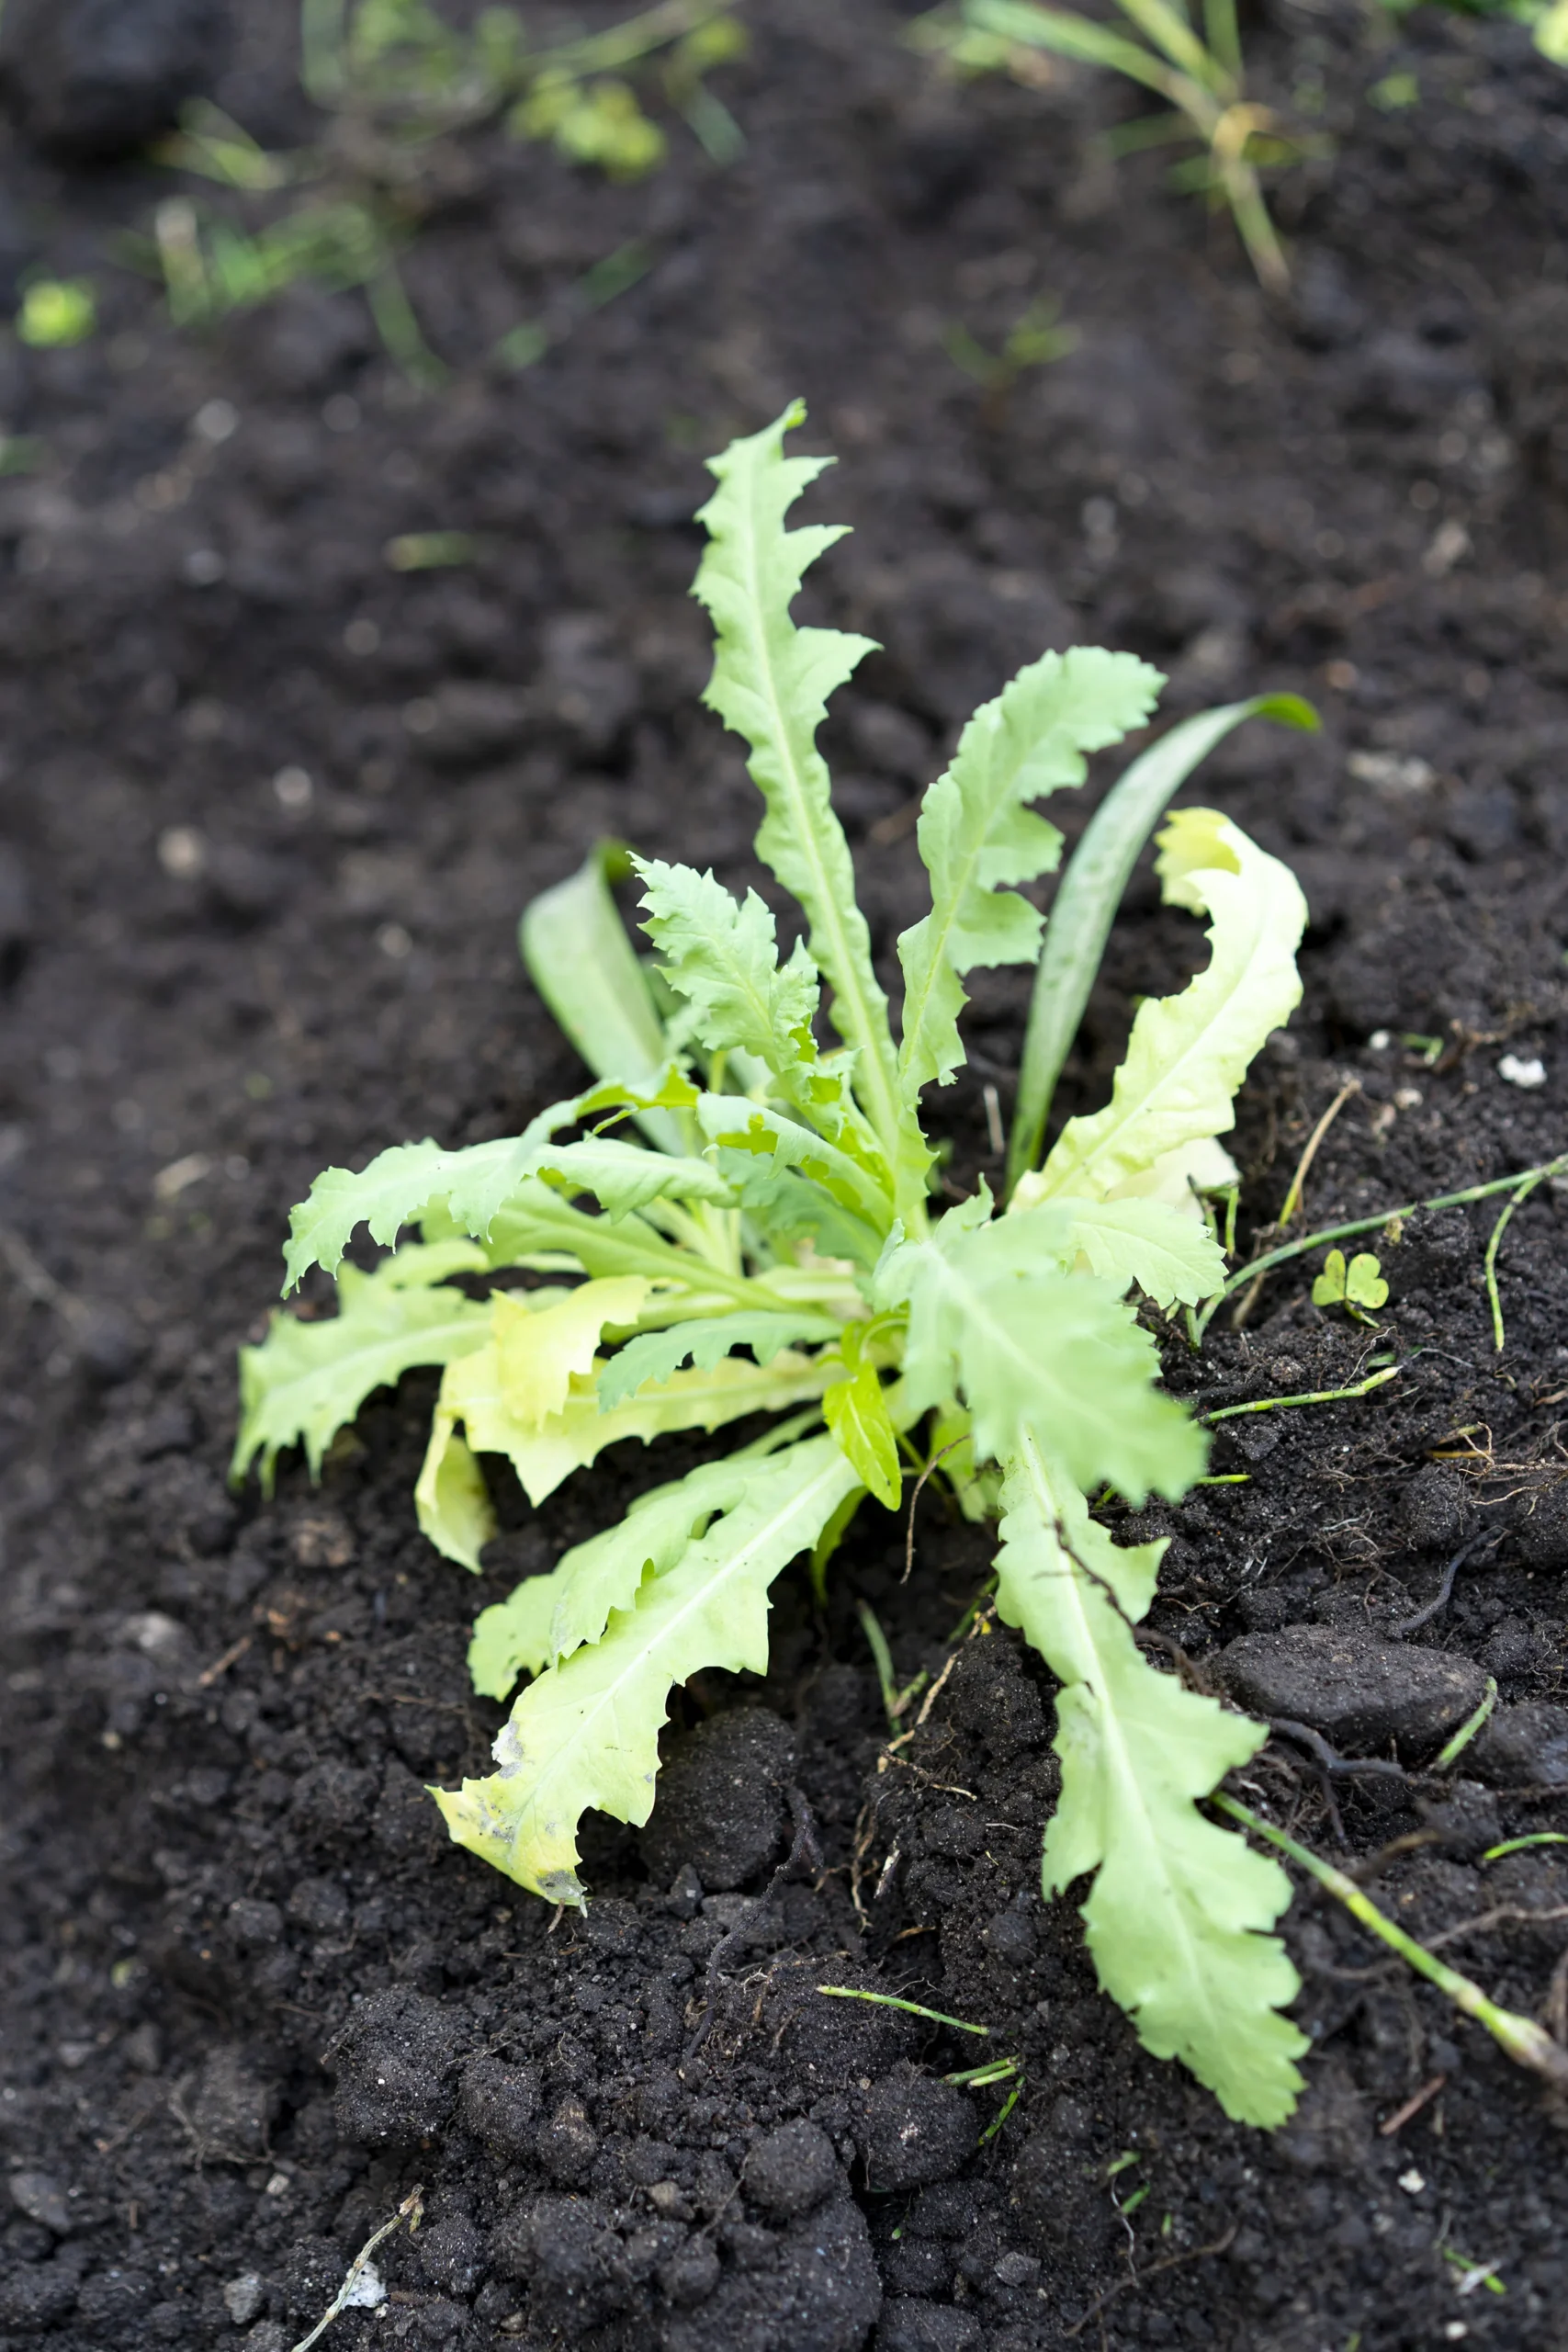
{"left": 1425, "top": 1905, "right": 1568, "bottom": 1954}
{"left": 289, "top": 2183, "right": 423, "bottom": 2352}
{"left": 197, "top": 1634, "right": 253, "bottom": 1687}
{"left": 1379, "top": 2074, "right": 1446, "bottom": 2136}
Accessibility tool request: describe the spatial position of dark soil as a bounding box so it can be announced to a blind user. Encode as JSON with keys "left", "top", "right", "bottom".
{"left": 2, "top": 4, "right": 1567, "bottom": 2348}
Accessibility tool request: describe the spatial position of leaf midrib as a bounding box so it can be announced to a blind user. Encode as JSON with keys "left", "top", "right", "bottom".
{"left": 735, "top": 500, "right": 903, "bottom": 1168}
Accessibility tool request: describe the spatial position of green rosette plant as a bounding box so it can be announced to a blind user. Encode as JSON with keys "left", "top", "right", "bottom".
{"left": 236, "top": 404, "right": 1321, "bottom": 2126}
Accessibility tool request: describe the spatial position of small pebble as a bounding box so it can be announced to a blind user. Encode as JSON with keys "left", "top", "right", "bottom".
{"left": 1497, "top": 1054, "right": 1546, "bottom": 1090}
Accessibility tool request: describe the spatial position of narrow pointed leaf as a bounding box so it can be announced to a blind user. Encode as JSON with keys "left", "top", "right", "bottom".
{"left": 519, "top": 840, "right": 687, "bottom": 1151}
{"left": 1010, "top": 697, "right": 1315, "bottom": 1190}
{"left": 822, "top": 1359, "right": 902, "bottom": 1508}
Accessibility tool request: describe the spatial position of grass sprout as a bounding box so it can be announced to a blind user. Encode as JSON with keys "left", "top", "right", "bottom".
{"left": 1217, "top": 1797, "right": 1568, "bottom": 2095}
{"left": 914, "top": 0, "right": 1325, "bottom": 291}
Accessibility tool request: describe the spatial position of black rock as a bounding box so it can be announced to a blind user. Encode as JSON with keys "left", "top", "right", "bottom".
{"left": 0, "top": 0, "right": 229, "bottom": 157}
{"left": 1468, "top": 1703, "right": 1568, "bottom": 1788}
{"left": 637, "top": 1706, "right": 795, "bottom": 1892}
{"left": 856, "top": 2064, "right": 974, "bottom": 2193}
{"left": 1212, "top": 1627, "right": 1488, "bottom": 1759}
{"left": 744, "top": 2120, "right": 840, "bottom": 2219}
{"left": 328, "top": 1988, "right": 467, "bottom": 2148}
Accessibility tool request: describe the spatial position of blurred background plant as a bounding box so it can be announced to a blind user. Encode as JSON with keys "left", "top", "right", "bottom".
{"left": 1378, "top": 0, "right": 1568, "bottom": 64}
{"left": 125, "top": 0, "right": 747, "bottom": 381}
{"left": 911, "top": 0, "right": 1328, "bottom": 294}
{"left": 942, "top": 290, "right": 1078, "bottom": 421}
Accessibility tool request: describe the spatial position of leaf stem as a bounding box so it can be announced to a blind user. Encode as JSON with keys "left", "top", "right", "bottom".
{"left": 289, "top": 2184, "right": 423, "bottom": 2352}
{"left": 1214, "top": 1796, "right": 1568, "bottom": 2093}
{"left": 1192, "top": 1154, "right": 1568, "bottom": 1341}
{"left": 1200, "top": 1364, "right": 1401, "bottom": 1423}
{"left": 1433, "top": 1679, "right": 1497, "bottom": 1771}
{"left": 815, "top": 1985, "right": 990, "bottom": 2035}
{"left": 1483, "top": 1169, "right": 1547, "bottom": 1352}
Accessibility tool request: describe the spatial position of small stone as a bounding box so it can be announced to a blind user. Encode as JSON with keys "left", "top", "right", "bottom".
{"left": 857, "top": 2064, "right": 975, "bottom": 2192}
{"left": 222, "top": 2276, "right": 265, "bottom": 2325}
{"left": 994, "top": 2250, "right": 1041, "bottom": 2287}
{"left": 745, "top": 2119, "right": 840, "bottom": 2219}
{"left": 1212, "top": 1627, "right": 1487, "bottom": 1759}
{"left": 637, "top": 1706, "right": 795, "bottom": 1892}
{"left": 8, "top": 2169, "right": 71, "bottom": 2233}
{"left": 1468, "top": 1703, "right": 1568, "bottom": 1789}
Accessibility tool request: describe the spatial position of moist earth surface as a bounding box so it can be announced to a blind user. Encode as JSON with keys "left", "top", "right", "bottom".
{"left": 1, "top": 5, "right": 1566, "bottom": 2349}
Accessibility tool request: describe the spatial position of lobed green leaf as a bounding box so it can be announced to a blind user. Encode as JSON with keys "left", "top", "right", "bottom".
{"left": 597, "top": 1308, "right": 841, "bottom": 1410}
{"left": 1031, "top": 808, "right": 1306, "bottom": 1205}
{"left": 282, "top": 1097, "right": 726, "bottom": 1292}
{"left": 232, "top": 1240, "right": 492, "bottom": 1490}
{"left": 417, "top": 1338, "right": 833, "bottom": 1561}
{"left": 633, "top": 854, "right": 822, "bottom": 1084}
{"left": 996, "top": 1434, "right": 1307, "bottom": 2125}
{"left": 692, "top": 401, "right": 918, "bottom": 1182}
{"left": 897, "top": 647, "right": 1161, "bottom": 1101}
{"left": 891, "top": 1205, "right": 1205, "bottom": 1505}
{"left": 434, "top": 1435, "right": 861, "bottom": 1902}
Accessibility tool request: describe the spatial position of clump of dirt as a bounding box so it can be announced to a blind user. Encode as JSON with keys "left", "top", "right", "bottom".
{"left": 1, "top": 4, "right": 1566, "bottom": 2348}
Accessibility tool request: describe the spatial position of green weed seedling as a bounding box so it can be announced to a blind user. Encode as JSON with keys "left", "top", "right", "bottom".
{"left": 17, "top": 278, "right": 96, "bottom": 348}
{"left": 237, "top": 403, "right": 1323, "bottom": 2127}
{"left": 1311, "top": 1246, "right": 1388, "bottom": 1319}
{"left": 915, "top": 0, "right": 1324, "bottom": 292}
{"left": 942, "top": 292, "right": 1078, "bottom": 411}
